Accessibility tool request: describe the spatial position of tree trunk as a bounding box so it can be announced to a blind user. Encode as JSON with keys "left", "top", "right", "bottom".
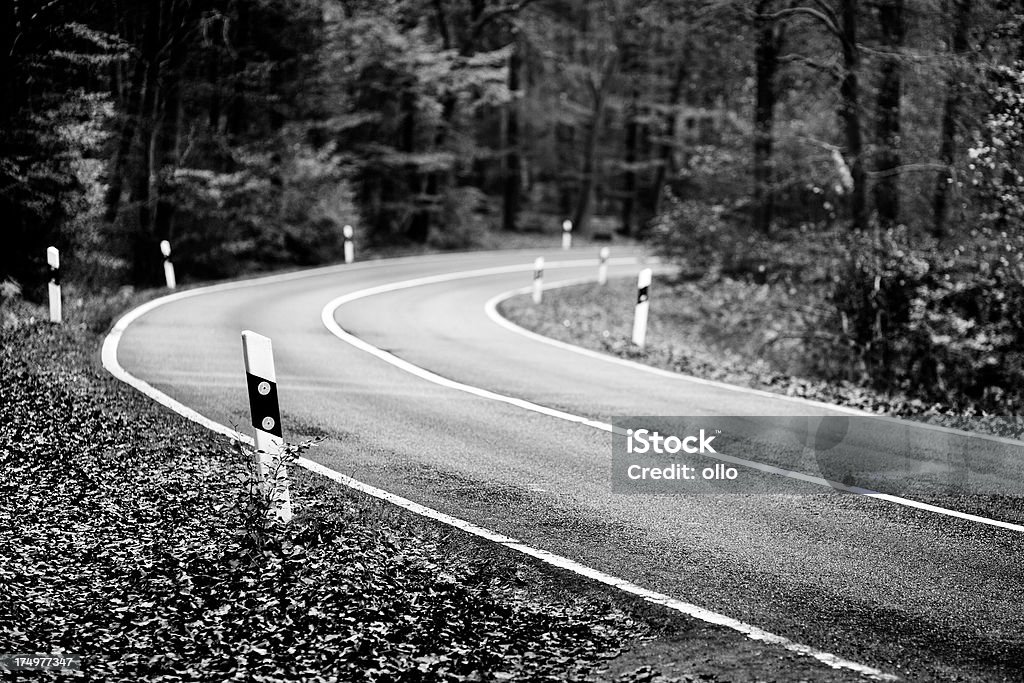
{"left": 0, "top": 0, "right": 17, "bottom": 128}
{"left": 401, "top": 86, "right": 429, "bottom": 242}
{"left": 155, "top": 2, "right": 192, "bottom": 255}
{"left": 932, "top": 0, "right": 971, "bottom": 238}
{"left": 129, "top": 0, "right": 165, "bottom": 284}
{"left": 839, "top": 0, "right": 866, "bottom": 230}
{"left": 620, "top": 89, "right": 639, "bottom": 235}
{"left": 652, "top": 58, "right": 687, "bottom": 217}
{"left": 431, "top": 0, "right": 453, "bottom": 50}
{"left": 873, "top": 0, "right": 904, "bottom": 228}
{"left": 503, "top": 39, "right": 521, "bottom": 231}
{"left": 104, "top": 2, "right": 159, "bottom": 223}
{"left": 572, "top": 53, "right": 618, "bottom": 234}
{"left": 228, "top": 0, "right": 250, "bottom": 141}
{"left": 753, "top": 0, "right": 781, "bottom": 234}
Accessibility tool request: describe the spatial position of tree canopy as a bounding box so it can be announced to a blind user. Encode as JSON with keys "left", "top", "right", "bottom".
{"left": 3, "top": 0, "right": 1023, "bottom": 289}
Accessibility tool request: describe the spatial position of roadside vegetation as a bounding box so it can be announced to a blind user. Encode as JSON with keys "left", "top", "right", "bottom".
{"left": 6, "top": 1, "right": 1024, "bottom": 297}
{"left": 502, "top": 208, "right": 1024, "bottom": 418}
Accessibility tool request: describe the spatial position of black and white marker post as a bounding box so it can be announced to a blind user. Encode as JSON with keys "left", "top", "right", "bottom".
{"left": 598, "top": 246, "right": 610, "bottom": 285}
{"left": 343, "top": 224, "right": 354, "bottom": 264}
{"left": 532, "top": 257, "right": 544, "bottom": 304}
{"left": 160, "top": 240, "right": 176, "bottom": 289}
{"left": 632, "top": 268, "right": 652, "bottom": 349}
{"left": 241, "top": 330, "right": 293, "bottom": 523}
{"left": 562, "top": 219, "right": 573, "bottom": 250}
{"left": 47, "top": 246, "right": 61, "bottom": 324}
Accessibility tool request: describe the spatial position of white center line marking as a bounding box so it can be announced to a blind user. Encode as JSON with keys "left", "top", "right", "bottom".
{"left": 103, "top": 256, "right": 898, "bottom": 681}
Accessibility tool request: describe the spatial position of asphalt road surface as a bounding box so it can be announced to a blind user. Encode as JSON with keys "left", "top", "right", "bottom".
{"left": 111, "top": 249, "right": 1024, "bottom": 682}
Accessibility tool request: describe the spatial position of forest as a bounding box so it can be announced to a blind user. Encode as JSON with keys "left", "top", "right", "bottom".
{"left": 3, "top": 0, "right": 1024, "bottom": 411}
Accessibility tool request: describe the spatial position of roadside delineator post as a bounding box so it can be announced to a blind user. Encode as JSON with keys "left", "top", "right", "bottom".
{"left": 598, "top": 246, "right": 610, "bottom": 285}
{"left": 47, "top": 246, "right": 61, "bottom": 324}
{"left": 632, "top": 268, "right": 651, "bottom": 349}
{"left": 343, "top": 224, "right": 354, "bottom": 264}
{"left": 241, "top": 330, "right": 293, "bottom": 523}
{"left": 160, "top": 240, "right": 176, "bottom": 290}
{"left": 562, "top": 219, "right": 573, "bottom": 250}
{"left": 532, "top": 257, "right": 544, "bottom": 304}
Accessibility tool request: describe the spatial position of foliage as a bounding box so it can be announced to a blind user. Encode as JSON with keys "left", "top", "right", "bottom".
{"left": 574, "top": 206, "right": 1024, "bottom": 416}
{"left": 649, "top": 195, "right": 836, "bottom": 285}
{"left": 429, "top": 186, "right": 495, "bottom": 249}
{"left": 832, "top": 227, "right": 1024, "bottom": 413}
{"left": 968, "top": 61, "right": 1024, "bottom": 230}
{"left": 648, "top": 196, "right": 743, "bottom": 279}
{"left": 497, "top": 273, "right": 926, "bottom": 416}
{"left": 320, "top": 2, "right": 513, "bottom": 244}
{"left": 829, "top": 228, "right": 932, "bottom": 377}
{"left": 0, "top": 1, "right": 125, "bottom": 294}
{"left": 6, "top": 0, "right": 1024, "bottom": 290}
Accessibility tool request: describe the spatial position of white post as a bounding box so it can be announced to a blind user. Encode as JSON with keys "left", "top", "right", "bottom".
{"left": 562, "top": 219, "right": 573, "bottom": 250}
{"left": 47, "top": 247, "right": 61, "bottom": 324}
{"left": 241, "top": 330, "right": 292, "bottom": 523}
{"left": 632, "top": 268, "right": 652, "bottom": 349}
{"left": 343, "top": 224, "right": 354, "bottom": 264}
{"left": 532, "top": 257, "right": 544, "bottom": 304}
{"left": 160, "top": 240, "right": 176, "bottom": 289}
{"left": 598, "top": 246, "right": 610, "bottom": 285}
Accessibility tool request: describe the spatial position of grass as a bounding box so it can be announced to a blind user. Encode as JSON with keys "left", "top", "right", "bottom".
{"left": 498, "top": 274, "right": 932, "bottom": 417}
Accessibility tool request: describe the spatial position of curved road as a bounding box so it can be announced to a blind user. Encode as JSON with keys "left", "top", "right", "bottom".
{"left": 110, "top": 249, "right": 1024, "bottom": 682}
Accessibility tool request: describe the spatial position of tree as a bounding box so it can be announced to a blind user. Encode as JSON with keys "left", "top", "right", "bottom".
{"left": 504, "top": 35, "right": 523, "bottom": 231}
{"left": 768, "top": 0, "right": 866, "bottom": 229}
{"left": 932, "top": 0, "right": 972, "bottom": 238}
{"left": 566, "top": 1, "right": 623, "bottom": 235}
{"left": 872, "top": 0, "right": 905, "bottom": 228}
{"left": 753, "top": 0, "right": 786, "bottom": 234}
{"left": 838, "top": 0, "right": 866, "bottom": 230}
{"left": 0, "top": 1, "right": 121, "bottom": 290}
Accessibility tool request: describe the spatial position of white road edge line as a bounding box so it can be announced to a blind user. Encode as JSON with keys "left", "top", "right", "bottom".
{"left": 315, "top": 261, "right": 901, "bottom": 681}
{"left": 102, "top": 256, "right": 896, "bottom": 682}
{"left": 486, "top": 281, "right": 1024, "bottom": 450}
{"left": 484, "top": 281, "right": 1024, "bottom": 534}
{"left": 323, "top": 264, "right": 1024, "bottom": 534}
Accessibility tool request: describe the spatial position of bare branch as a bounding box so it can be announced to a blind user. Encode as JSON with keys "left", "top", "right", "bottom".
{"left": 779, "top": 53, "right": 842, "bottom": 80}
{"left": 866, "top": 162, "right": 950, "bottom": 179}
{"left": 432, "top": 0, "right": 452, "bottom": 51}
{"left": 764, "top": 6, "right": 842, "bottom": 39}
{"left": 808, "top": 0, "right": 839, "bottom": 26}
{"left": 470, "top": 0, "right": 541, "bottom": 44}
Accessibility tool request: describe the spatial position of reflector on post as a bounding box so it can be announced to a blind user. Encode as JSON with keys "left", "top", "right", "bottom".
{"left": 532, "top": 257, "right": 544, "bottom": 304}
{"left": 343, "top": 224, "right": 354, "bottom": 264}
{"left": 632, "top": 268, "right": 651, "bottom": 349}
{"left": 47, "top": 247, "right": 61, "bottom": 324}
{"left": 241, "top": 330, "right": 292, "bottom": 523}
{"left": 160, "top": 240, "right": 176, "bottom": 289}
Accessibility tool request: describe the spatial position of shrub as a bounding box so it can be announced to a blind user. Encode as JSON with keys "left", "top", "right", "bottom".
{"left": 648, "top": 196, "right": 740, "bottom": 279}
{"left": 428, "top": 186, "right": 493, "bottom": 250}
{"left": 829, "top": 227, "right": 931, "bottom": 378}
{"left": 831, "top": 227, "right": 1024, "bottom": 412}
